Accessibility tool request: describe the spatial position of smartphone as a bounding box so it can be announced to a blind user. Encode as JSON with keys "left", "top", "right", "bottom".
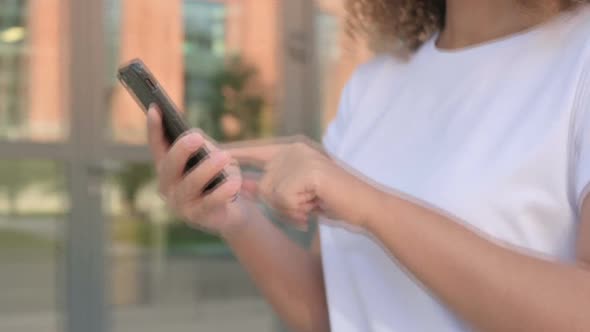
{"left": 117, "top": 58, "right": 227, "bottom": 194}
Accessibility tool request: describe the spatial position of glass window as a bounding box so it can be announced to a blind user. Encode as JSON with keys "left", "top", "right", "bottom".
{"left": 106, "top": 0, "right": 186, "bottom": 144}
{"left": 107, "top": 0, "right": 274, "bottom": 144}
{"left": 0, "top": 0, "right": 340, "bottom": 331}
{"left": 0, "top": 0, "right": 68, "bottom": 142}
{"left": 0, "top": 0, "right": 28, "bottom": 139}
{"left": 104, "top": 1, "right": 278, "bottom": 330}
{"left": 104, "top": 161, "right": 274, "bottom": 332}
{"left": 0, "top": 160, "right": 67, "bottom": 332}
{"left": 183, "top": 1, "right": 228, "bottom": 138}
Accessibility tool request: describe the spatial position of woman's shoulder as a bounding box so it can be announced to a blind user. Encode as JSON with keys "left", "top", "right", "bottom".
{"left": 351, "top": 53, "right": 408, "bottom": 82}
{"left": 345, "top": 54, "right": 403, "bottom": 104}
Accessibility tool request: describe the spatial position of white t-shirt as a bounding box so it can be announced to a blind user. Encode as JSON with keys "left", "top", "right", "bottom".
{"left": 320, "top": 6, "right": 590, "bottom": 332}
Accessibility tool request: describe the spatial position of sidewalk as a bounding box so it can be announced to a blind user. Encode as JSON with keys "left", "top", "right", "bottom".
{"left": 0, "top": 243, "right": 277, "bottom": 332}
{"left": 0, "top": 298, "right": 274, "bottom": 332}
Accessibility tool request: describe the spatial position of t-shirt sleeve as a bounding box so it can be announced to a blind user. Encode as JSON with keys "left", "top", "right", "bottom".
{"left": 322, "top": 56, "right": 389, "bottom": 156}
{"left": 574, "top": 66, "right": 590, "bottom": 211}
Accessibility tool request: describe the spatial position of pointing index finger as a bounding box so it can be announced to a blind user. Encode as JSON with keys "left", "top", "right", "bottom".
{"left": 222, "top": 139, "right": 285, "bottom": 168}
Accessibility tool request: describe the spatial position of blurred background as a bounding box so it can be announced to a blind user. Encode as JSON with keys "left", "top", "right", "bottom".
{"left": 0, "top": 0, "right": 371, "bottom": 331}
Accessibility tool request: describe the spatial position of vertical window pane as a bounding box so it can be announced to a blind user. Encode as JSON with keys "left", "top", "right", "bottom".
{"left": 106, "top": 0, "right": 185, "bottom": 144}
{"left": 104, "top": 161, "right": 274, "bottom": 332}
{"left": 106, "top": 0, "right": 276, "bottom": 144}
{"left": 0, "top": 160, "right": 67, "bottom": 332}
{"left": 0, "top": 0, "right": 68, "bottom": 141}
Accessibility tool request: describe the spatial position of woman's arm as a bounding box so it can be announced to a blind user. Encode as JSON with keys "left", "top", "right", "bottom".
{"left": 228, "top": 139, "right": 590, "bottom": 331}
{"left": 222, "top": 214, "right": 329, "bottom": 332}
{"left": 146, "top": 109, "right": 328, "bottom": 332}
{"left": 322, "top": 167, "right": 590, "bottom": 332}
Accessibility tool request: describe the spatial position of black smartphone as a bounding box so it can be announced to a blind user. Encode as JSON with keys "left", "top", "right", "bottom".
{"left": 117, "top": 58, "right": 227, "bottom": 194}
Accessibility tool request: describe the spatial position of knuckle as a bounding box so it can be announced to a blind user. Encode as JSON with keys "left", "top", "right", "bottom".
{"left": 167, "top": 189, "right": 181, "bottom": 210}
{"left": 287, "top": 195, "right": 300, "bottom": 209}
{"left": 170, "top": 186, "right": 190, "bottom": 212}
{"left": 199, "top": 198, "right": 216, "bottom": 215}
{"left": 185, "top": 211, "right": 202, "bottom": 226}
{"left": 179, "top": 204, "right": 193, "bottom": 221}
{"left": 154, "top": 160, "right": 164, "bottom": 175}
{"left": 157, "top": 181, "right": 169, "bottom": 199}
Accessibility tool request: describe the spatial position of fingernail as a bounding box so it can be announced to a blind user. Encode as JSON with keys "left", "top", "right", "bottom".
{"left": 212, "top": 151, "right": 229, "bottom": 164}
{"left": 184, "top": 133, "right": 203, "bottom": 149}
{"left": 220, "top": 151, "right": 230, "bottom": 162}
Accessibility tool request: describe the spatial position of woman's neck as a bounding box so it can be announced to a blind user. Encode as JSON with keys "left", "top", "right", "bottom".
{"left": 437, "top": 0, "right": 563, "bottom": 49}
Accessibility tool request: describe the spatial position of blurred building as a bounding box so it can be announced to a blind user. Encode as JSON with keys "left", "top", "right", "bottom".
{"left": 0, "top": 1, "right": 371, "bottom": 330}
{"left": 0, "top": 0, "right": 370, "bottom": 143}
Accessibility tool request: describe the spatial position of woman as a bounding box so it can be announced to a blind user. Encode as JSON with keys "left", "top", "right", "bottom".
{"left": 147, "top": 1, "right": 590, "bottom": 331}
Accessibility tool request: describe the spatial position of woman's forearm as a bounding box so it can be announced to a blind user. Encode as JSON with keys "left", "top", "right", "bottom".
{"left": 222, "top": 203, "right": 329, "bottom": 332}
{"left": 325, "top": 173, "right": 590, "bottom": 331}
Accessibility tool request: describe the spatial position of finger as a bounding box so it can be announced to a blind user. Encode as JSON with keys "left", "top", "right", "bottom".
{"left": 224, "top": 141, "right": 284, "bottom": 168}
{"left": 282, "top": 187, "right": 313, "bottom": 212}
{"left": 225, "top": 159, "right": 242, "bottom": 178}
{"left": 240, "top": 170, "right": 260, "bottom": 194}
{"left": 299, "top": 200, "right": 316, "bottom": 212}
{"left": 175, "top": 151, "right": 232, "bottom": 202}
{"left": 158, "top": 132, "right": 205, "bottom": 195}
{"left": 147, "top": 105, "right": 169, "bottom": 165}
{"left": 200, "top": 178, "right": 242, "bottom": 210}
{"left": 298, "top": 191, "right": 316, "bottom": 202}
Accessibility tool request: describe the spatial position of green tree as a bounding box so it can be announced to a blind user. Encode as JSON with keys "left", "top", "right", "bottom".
{"left": 200, "top": 57, "right": 265, "bottom": 141}
{"left": 0, "top": 161, "right": 60, "bottom": 216}
{"left": 112, "top": 162, "right": 154, "bottom": 218}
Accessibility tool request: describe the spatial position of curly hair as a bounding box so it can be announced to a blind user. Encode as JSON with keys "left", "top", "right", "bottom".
{"left": 345, "top": 0, "right": 588, "bottom": 55}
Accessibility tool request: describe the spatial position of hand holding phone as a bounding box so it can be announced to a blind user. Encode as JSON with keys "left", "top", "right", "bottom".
{"left": 117, "top": 59, "right": 227, "bottom": 194}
